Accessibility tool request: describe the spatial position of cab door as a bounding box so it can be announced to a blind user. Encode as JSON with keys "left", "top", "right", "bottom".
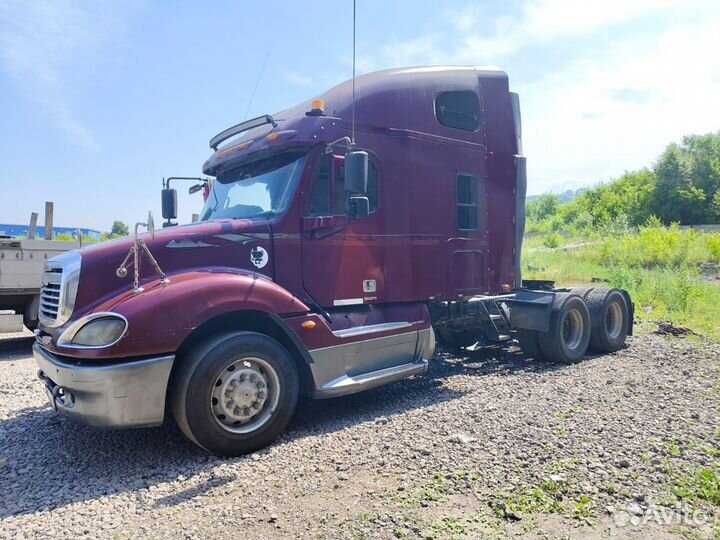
{"left": 301, "top": 152, "right": 384, "bottom": 308}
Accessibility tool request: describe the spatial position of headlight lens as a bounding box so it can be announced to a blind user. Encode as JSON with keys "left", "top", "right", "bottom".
{"left": 70, "top": 316, "right": 127, "bottom": 346}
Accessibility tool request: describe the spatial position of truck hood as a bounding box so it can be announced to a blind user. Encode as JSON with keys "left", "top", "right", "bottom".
{"left": 73, "top": 219, "right": 273, "bottom": 315}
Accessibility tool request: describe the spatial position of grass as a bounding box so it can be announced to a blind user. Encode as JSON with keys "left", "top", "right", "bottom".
{"left": 523, "top": 224, "right": 720, "bottom": 339}
{"left": 388, "top": 473, "right": 448, "bottom": 508}
{"left": 671, "top": 462, "right": 720, "bottom": 507}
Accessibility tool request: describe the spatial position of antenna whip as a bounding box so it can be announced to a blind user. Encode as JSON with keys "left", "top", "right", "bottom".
{"left": 244, "top": 52, "right": 270, "bottom": 121}
{"left": 351, "top": 0, "right": 356, "bottom": 147}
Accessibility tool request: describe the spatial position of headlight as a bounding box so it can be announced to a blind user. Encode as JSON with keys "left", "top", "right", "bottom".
{"left": 58, "top": 313, "right": 128, "bottom": 348}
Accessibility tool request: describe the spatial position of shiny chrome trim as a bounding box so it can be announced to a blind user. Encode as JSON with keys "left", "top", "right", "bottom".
{"left": 309, "top": 329, "right": 433, "bottom": 398}
{"left": 314, "top": 359, "right": 428, "bottom": 398}
{"left": 332, "top": 321, "right": 413, "bottom": 338}
{"left": 333, "top": 298, "right": 364, "bottom": 306}
{"left": 56, "top": 312, "right": 129, "bottom": 349}
{"left": 34, "top": 343, "right": 174, "bottom": 428}
{"left": 39, "top": 250, "right": 81, "bottom": 328}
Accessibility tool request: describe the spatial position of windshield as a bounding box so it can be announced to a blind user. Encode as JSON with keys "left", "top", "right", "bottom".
{"left": 199, "top": 150, "right": 307, "bottom": 221}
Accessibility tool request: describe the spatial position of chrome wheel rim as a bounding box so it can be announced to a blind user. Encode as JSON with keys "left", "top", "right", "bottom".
{"left": 210, "top": 357, "right": 280, "bottom": 434}
{"left": 562, "top": 308, "right": 584, "bottom": 350}
{"left": 606, "top": 301, "right": 623, "bottom": 340}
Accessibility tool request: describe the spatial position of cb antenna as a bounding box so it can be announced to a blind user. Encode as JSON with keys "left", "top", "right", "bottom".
{"left": 243, "top": 52, "right": 270, "bottom": 120}
{"left": 351, "top": 0, "right": 357, "bottom": 148}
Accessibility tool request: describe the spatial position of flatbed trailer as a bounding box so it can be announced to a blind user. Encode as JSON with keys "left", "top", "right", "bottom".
{"left": 0, "top": 238, "right": 77, "bottom": 332}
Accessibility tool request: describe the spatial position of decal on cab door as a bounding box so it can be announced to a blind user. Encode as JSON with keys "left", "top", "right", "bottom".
{"left": 250, "top": 246, "right": 269, "bottom": 269}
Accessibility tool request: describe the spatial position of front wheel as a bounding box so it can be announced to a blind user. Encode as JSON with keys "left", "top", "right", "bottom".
{"left": 170, "top": 331, "right": 299, "bottom": 456}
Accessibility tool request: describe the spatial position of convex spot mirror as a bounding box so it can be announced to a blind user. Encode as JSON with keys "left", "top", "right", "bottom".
{"left": 161, "top": 188, "right": 178, "bottom": 219}
{"left": 344, "top": 150, "right": 368, "bottom": 194}
{"left": 349, "top": 196, "right": 370, "bottom": 220}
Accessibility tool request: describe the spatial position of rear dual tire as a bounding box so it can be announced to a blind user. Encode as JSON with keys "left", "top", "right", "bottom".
{"left": 586, "top": 288, "right": 629, "bottom": 353}
{"left": 517, "top": 293, "right": 591, "bottom": 364}
{"left": 537, "top": 293, "right": 591, "bottom": 363}
{"left": 517, "top": 288, "right": 630, "bottom": 363}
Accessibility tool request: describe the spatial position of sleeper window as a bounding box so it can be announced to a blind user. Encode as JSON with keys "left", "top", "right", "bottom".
{"left": 456, "top": 174, "right": 478, "bottom": 230}
{"left": 436, "top": 91, "right": 481, "bottom": 131}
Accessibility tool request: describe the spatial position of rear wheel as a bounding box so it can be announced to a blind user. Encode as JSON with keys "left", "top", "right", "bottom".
{"left": 586, "top": 288, "right": 629, "bottom": 353}
{"left": 171, "top": 331, "right": 299, "bottom": 456}
{"left": 538, "top": 293, "right": 591, "bottom": 363}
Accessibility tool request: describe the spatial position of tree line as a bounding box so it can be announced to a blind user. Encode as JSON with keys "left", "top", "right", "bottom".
{"left": 527, "top": 131, "right": 720, "bottom": 234}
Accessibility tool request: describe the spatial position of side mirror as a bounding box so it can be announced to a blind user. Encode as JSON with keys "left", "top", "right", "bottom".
{"left": 349, "top": 196, "right": 370, "bottom": 220}
{"left": 344, "top": 150, "right": 368, "bottom": 194}
{"left": 161, "top": 188, "right": 177, "bottom": 219}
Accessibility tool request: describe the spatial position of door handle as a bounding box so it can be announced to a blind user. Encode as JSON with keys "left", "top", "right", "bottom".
{"left": 303, "top": 214, "right": 348, "bottom": 235}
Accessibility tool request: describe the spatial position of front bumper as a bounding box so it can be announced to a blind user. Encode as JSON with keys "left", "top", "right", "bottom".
{"left": 33, "top": 343, "right": 174, "bottom": 428}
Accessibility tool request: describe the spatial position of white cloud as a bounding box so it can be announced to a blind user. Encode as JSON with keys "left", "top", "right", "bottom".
{"left": 349, "top": 0, "right": 720, "bottom": 193}
{"left": 519, "top": 11, "right": 720, "bottom": 193}
{"left": 0, "top": 0, "right": 139, "bottom": 150}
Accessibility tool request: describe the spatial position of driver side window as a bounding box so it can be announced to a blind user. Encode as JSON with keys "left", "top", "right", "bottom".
{"left": 306, "top": 154, "right": 379, "bottom": 216}
{"left": 307, "top": 155, "right": 332, "bottom": 215}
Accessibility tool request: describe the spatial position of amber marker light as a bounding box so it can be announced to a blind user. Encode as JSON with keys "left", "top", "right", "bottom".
{"left": 266, "top": 132, "right": 280, "bottom": 142}
{"left": 306, "top": 98, "right": 325, "bottom": 116}
{"left": 301, "top": 320, "right": 316, "bottom": 330}
{"left": 501, "top": 283, "right": 512, "bottom": 292}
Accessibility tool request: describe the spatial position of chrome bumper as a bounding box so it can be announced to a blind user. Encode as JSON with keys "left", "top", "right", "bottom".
{"left": 33, "top": 343, "right": 174, "bottom": 428}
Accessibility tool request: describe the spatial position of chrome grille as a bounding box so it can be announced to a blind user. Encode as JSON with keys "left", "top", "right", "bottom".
{"left": 40, "top": 269, "right": 62, "bottom": 322}
{"left": 38, "top": 250, "right": 81, "bottom": 328}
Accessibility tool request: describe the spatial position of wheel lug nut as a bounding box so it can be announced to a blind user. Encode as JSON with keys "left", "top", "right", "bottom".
{"left": 226, "top": 400, "right": 234, "bottom": 409}
{"left": 249, "top": 374, "right": 258, "bottom": 382}
{"left": 252, "top": 402, "right": 261, "bottom": 410}
{"left": 257, "top": 391, "right": 266, "bottom": 399}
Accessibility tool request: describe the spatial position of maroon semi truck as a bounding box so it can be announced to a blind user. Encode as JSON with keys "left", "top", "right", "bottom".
{"left": 33, "top": 67, "right": 632, "bottom": 456}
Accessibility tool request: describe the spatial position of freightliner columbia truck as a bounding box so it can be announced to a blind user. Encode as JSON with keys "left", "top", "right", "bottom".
{"left": 33, "top": 67, "right": 632, "bottom": 456}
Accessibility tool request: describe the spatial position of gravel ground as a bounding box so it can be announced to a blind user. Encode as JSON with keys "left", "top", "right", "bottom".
{"left": 1, "top": 334, "right": 719, "bottom": 539}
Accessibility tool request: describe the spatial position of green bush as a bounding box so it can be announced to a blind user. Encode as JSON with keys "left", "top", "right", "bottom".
{"left": 543, "top": 233, "right": 563, "bottom": 249}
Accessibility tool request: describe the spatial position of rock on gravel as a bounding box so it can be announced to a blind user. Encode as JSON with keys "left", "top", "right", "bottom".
{"left": 1, "top": 334, "right": 719, "bottom": 539}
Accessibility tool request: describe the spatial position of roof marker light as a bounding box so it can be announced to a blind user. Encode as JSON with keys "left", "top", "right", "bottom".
{"left": 306, "top": 99, "right": 325, "bottom": 116}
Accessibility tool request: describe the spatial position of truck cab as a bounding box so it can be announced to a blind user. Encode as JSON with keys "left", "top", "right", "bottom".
{"left": 33, "top": 67, "right": 632, "bottom": 456}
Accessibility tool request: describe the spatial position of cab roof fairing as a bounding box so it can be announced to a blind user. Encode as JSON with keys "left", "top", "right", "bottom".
{"left": 202, "top": 65, "right": 512, "bottom": 176}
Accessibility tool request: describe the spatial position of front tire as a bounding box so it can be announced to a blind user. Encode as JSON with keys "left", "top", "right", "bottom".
{"left": 171, "top": 331, "right": 299, "bottom": 456}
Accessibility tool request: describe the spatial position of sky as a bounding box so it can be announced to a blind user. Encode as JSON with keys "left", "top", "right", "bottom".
{"left": 1, "top": 0, "right": 719, "bottom": 232}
